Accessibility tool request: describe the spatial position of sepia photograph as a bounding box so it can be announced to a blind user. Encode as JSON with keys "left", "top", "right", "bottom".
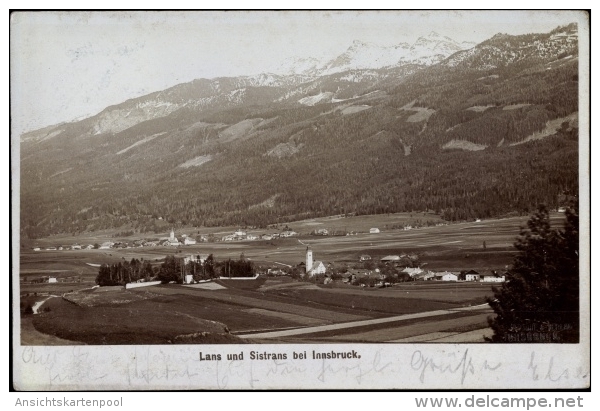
{"left": 10, "top": 9, "right": 589, "bottom": 390}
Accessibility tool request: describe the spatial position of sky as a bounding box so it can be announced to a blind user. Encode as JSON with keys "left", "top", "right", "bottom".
{"left": 10, "top": 10, "right": 586, "bottom": 136}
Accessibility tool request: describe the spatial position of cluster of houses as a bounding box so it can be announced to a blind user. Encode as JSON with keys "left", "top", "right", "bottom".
{"left": 328, "top": 267, "right": 506, "bottom": 286}
{"left": 34, "top": 244, "right": 95, "bottom": 251}
{"left": 221, "top": 229, "right": 298, "bottom": 242}
{"left": 302, "top": 250, "right": 506, "bottom": 286}
{"left": 32, "top": 227, "right": 306, "bottom": 252}
{"left": 21, "top": 275, "right": 82, "bottom": 284}
{"left": 32, "top": 229, "right": 207, "bottom": 252}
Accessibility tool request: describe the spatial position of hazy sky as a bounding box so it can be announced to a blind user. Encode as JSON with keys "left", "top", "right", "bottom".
{"left": 10, "top": 10, "right": 585, "bottom": 136}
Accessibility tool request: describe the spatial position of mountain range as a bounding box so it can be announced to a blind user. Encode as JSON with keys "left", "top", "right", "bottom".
{"left": 276, "top": 32, "right": 477, "bottom": 76}
{"left": 19, "top": 24, "right": 580, "bottom": 238}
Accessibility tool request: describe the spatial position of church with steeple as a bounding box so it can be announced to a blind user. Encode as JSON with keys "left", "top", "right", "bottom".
{"left": 167, "top": 228, "right": 180, "bottom": 246}
{"left": 305, "top": 245, "right": 326, "bottom": 276}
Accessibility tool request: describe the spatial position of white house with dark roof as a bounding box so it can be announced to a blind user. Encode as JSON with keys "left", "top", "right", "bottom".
{"left": 465, "top": 270, "right": 480, "bottom": 281}
{"left": 99, "top": 242, "right": 113, "bottom": 249}
{"left": 481, "top": 273, "right": 506, "bottom": 282}
{"left": 184, "top": 237, "right": 196, "bottom": 245}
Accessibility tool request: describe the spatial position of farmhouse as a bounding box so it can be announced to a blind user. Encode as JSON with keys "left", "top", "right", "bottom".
{"left": 359, "top": 254, "right": 371, "bottom": 261}
{"left": 442, "top": 272, "right": 458, "bottom": 281}
{"left": 465, "top": 269, "right": 480, "bottom": 281}
{"left": 381, "top": 255, "right": 401, "bottom": 263}
{"left": 99, "top": 242, "right": 114, "bottom": 249}
{"left": 184, "top": 254, "right": 209, "bottom": 264}
{"left": 481, "top": 272, "right": 506, "bottom": 282}
{"left": 344, "top": 268, "right": 373, "bottom": 279}
{"left": 369, "top": 228, "right": 380, "bottom": 234}
{"left": 414, "top": 271, "right": 436, "bottom": 281}
{"left": 401, "top": 267, "right": 423, "bottom": 277}
{"left": 184, "top": 237, "right": 196, "bottom": 245}
{"left": 432, "top": 271, "right": 459, "bottom": 281}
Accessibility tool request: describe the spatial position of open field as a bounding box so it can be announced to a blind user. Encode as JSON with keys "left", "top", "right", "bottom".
{"left": 22, "top": 279, "right": 496, "bottom": 345}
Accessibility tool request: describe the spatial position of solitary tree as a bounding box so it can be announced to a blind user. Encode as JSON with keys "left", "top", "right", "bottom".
{"left": 487, "top": 204, "right": 579, "bottom": 343}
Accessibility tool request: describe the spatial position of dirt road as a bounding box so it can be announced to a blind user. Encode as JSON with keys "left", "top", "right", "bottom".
{"left": 238, "top": 304, "right": 492, "bottom": 342}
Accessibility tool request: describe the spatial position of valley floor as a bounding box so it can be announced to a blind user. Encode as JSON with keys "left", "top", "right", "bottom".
{"left": 20, "top": 280, "right": 495, "bottom": 345}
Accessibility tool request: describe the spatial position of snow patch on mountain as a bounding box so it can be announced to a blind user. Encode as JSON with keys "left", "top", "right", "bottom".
{"left": 266, "top": 141, "right": 304, "bottom": 158}
{"left": 179, "top": 155, "right": 213, "bottom": 168}
{"left": 511, "top": 112, "right": 578, "bottom": 146}
{"left": 340, "top": 105, "right": 371, "bottom": 115}
{"left": 218, "top": 118, "right": 264, "bottom": 142}
{"left": 339, "top": 71, "right": 381, "bottom": 82}
{"left": 93, "top": 100, "right": 183, "bottom": 135}
{"left": 443, "top": 139, "right": 487, "bottom": 151}
{"left": 298, "top": 92, "right": 333, "bottom": 106}
{"left": 503, "top": 104, "right": 531, "bottom": 111}
{"left": 400, "top": 101, "right": 436, "bottom": 122}
{"left": 442, "top": 25, "right": 578, "bottom": 70}
{"left": 466, "top": 105, "right": 496, "bottom": 112}
{"left": 276, "top": 32, "right": 471, "bottom": 76}
{"left": 117, "top": 132, "right": 167, "bottom": 155}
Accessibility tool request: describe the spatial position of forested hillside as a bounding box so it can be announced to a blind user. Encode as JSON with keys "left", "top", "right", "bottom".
{"left": 19, "top": 24, "right": 581, "bottom": 238}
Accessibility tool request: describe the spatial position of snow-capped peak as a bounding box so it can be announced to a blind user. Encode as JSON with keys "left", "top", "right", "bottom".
{"left": 272, "top": 32, "right": 472, "bottom": 76}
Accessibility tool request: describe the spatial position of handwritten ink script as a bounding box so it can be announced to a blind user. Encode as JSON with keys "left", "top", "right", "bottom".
{"left": 410, "top": 349, "right": 501, "bottom": 385}
{"left": 528, "top": 352, "right": 589, "bottom": 383}
{"left": 17, "top": 346, "right": 589, "bottom": 390}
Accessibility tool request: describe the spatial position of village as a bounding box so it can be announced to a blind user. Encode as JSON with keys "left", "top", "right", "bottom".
{"left": 261, "top": 246, "right": 506, "bottom": 288}
{"left": 22, "top": 211, "right": 547, "bottom": 348}
{"left": 25, "top": 221, "right": 509, "bottom": 288}
{"left": 31, "top": 227, "right": 302, "bottom": 251}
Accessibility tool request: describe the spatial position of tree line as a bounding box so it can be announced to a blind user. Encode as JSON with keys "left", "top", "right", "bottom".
{"left": 95, "top": 254, "right": 257, "bottom": 286}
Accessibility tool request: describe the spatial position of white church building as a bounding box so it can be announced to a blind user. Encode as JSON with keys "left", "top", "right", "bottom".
{"left": 167, "top": 228, "right": 180, "bottom": 246}
{"left": 305, "top": 246, "right": 326, "bottom": 276}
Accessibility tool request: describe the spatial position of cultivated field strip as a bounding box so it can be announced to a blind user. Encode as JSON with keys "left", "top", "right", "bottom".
{"left": 243, "top": 308, "right": 326, "bottom": 326}
{"left": 238, "top": 304, "right": 490, "bottom": 339}
{"left": 318, "top": 284, "right": 493, "bottom": 304}
{"left": 146, "top": 286, "right": 370, "bottom": 322}
{"left": 329, "top": 312, "right": 492, "bottom": 342}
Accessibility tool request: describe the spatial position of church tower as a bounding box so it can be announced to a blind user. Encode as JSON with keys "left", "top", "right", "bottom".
{"left": 306, "top": 246, "right": 313, "bottom": 274}
{"left": 170, "top": 228, "right": 175, "bottom": 241}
